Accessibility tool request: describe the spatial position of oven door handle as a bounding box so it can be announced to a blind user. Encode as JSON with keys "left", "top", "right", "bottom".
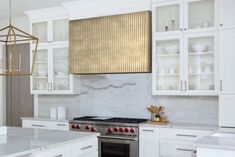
{"left": 99, "top": 135, "right": 138, "bottom": 141}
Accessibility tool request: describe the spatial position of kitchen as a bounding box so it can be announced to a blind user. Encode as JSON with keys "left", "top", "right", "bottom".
{"left": 0, "top": 0, "right": 235, "bottom": 157}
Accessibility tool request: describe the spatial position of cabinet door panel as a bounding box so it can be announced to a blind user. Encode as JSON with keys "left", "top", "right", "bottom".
{"left": 153, "top": 35, "right": 184, "bottom": 95}
{"left": 185, "top": 0, "right": 215, "bottom": 31}
{"left": 153, "top": 0, "right": 183, "bottom": 34}
{"left": 139, "top": 127, "right": 160, "bottom": 157}
{"left": 219, "top": 95, "right": 235, "bottom": 128}
{"left": 219, "top": 0, "right": 235, "bottom": 28}
{"left": 219, "top": 29, "right": 235, "bottom": 94}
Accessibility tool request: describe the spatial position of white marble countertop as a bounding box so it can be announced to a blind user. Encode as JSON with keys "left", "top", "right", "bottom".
{"left": 0, "top": 127, "right": 99, "bottom": 157}
{"left": 140, "top": 121, "right": 218, "bottom": 131}
{"left": 21, "top": 117, "right": 73, "bottom": 123}
{"left": 195, "top": 133, "right": 235, "bottom": 151}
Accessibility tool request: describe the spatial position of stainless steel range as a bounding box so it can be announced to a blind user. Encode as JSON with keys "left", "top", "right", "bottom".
{"left": 70, "top": 116, "right": 147, "bottom": 157}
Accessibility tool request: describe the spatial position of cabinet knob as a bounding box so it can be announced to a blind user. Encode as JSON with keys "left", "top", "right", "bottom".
{"left": 220, "top": 24, "right": 223, "bottom": 27}
{"left": 184, "top": 28, "right": 187, "bottom": 31}
{"left": 180, "top": 28, "right": 183, "bottom": 31}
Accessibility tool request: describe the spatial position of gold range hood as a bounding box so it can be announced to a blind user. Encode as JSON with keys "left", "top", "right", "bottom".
{"left": 69, "top": 11, "right": 152, "bottom": 75}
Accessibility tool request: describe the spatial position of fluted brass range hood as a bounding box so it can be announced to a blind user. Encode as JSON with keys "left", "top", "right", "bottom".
{"left": 69, "top": 11, "right": 152, "bottom": 74}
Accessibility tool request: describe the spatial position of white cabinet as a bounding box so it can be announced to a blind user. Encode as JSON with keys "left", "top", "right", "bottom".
{"left": 219, "top": 28, "right": 235, "bottom": 94}
{"left": 139, "top": 127, "right": 160, "bottom": 157}
{"left": 153, "top": 32, "right": 218, "bottom": 95}
{"left": 219, "top": 0, "right": 235, "bottom": 29}
{"left": 25, "top": 7, "right": 80, "bottom": 95}
{"left": 22, "top": 119, "right": 69, "bottom": 131}
{"left": 152, "top": 0, "right": 218, "bottom": 96}
{"left": 152, "top": 0, "right": 216, "bottom": 36}
{"left": 33, "top": 136, "right": 98, "bottom": 157}
{"left": 219, "top": 95, "right": 235, "bottom": 128}
{"left": 160, "top": 128, "right": 213, "bottom": 157}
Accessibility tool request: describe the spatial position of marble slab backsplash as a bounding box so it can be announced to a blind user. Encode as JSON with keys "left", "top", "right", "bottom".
{"left": 38, "top": 74, "right": 218, "bottom": 125}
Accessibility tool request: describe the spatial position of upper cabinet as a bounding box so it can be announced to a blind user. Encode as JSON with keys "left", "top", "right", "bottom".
{"left": 152, "top": 0, "right": 216, "bottom": 36}
{"left": 219, "top": 28, "right": 235, "bottom": 94}
{"left": 219, "top": 0, "right": 235, "bottom": 29}
{"left": 152, "top": 0, "right": 218, "bottom": 96}
{"left": 25, "top": 6, "right": 80, "bottom": 95}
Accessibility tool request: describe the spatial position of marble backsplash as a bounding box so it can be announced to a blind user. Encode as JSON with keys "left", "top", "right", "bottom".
{"left": 38, "top": 74, "right": 218, "bottom": 124}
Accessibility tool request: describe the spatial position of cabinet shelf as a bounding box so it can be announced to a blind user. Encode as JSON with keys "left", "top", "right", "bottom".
{"left": 189, "top": 52, "right": 214, "bottom": 56}
{"left": 157, "top": 54, "right": 180, "bottom": 57}
{"left": 157, "top": 73, "right": 180, "bottom": 77}
{"left": 33, "top": 77, "right": 48, "bottom": 79}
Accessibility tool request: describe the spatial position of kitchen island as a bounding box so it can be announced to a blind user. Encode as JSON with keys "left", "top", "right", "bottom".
{"left": 196, "top": 132, "right": 235, "bottom": 157}
{"left": 0, "top": 127, "right": 99, "bottom": 157}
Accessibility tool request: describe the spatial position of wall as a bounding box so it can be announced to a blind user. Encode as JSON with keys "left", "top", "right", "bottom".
{"left": 0, "top": 16, "right": 30, "bottom": 125}
{"left": 38, "top": 74, "right": 219, "bottom": 124}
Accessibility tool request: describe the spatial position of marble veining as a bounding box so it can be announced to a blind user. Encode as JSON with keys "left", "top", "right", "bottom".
{"left": 0, "top": 127, "right": 99, "bottom": 157}
{"left": 196, "top": 135, "right": 235, "bottom": 150}
{"left": 38, "top": 74, "right": 219, "bottom": 125}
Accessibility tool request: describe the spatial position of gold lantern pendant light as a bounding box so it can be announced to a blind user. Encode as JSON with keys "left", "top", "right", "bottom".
{"left": 0, "top": 0, "right": 38, "bottom": 76}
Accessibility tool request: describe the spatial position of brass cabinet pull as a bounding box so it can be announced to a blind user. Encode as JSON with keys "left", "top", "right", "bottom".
{"left": 177, "top": 148, "right": 195, "bottom": 152}
{"left": 80, "top": 145, "right": 92, "bottom": 150}
{"left": 142, "top": 129, "right": 154, "bottom": 132}
{"left": 220, "top": 80, "right": 223, "bottom": 91}
{"left": 32, "top": 124, "right": 44, "bottom": 127}
{"left": 176, "top": 134, "right": 197, "bottom": 137}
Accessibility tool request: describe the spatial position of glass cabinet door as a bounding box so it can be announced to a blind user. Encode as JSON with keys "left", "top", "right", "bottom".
{"left": 186, "top": 35, "right": 216, "bottom": 92}
{"left": 52, "top": 19, "right": 69, "bottom": 42}
{"left": 32, "top": 22, "right": 48, "bottom": 44}
{"left": 52, "top": 47, "right": 70, "bottom": 91}
{"left": 155, "top": 38, "right": 182, "bottom": 92}
{"left": 32, "top": 49, "right": 49, "bottom": 91}
{"left": 186, "top": 0, "right": 215, "bottom": 30}
{"left": 154, "top": 1, "right": 182, "bottom": 33}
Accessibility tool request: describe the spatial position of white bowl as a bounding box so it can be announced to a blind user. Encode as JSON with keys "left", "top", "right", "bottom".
{"left": 37, "top": 70, "right": 47, "bottom": 77}
{"left": 164, "top": 45, "right": 179, "bottom": 54}
{"left": 192, "top": 43, "right": 208, "bottom": 52}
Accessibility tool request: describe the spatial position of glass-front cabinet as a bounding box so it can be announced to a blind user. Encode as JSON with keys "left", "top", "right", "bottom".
{"left": 153, "top": 36, "right": 183, "bottom": 95}
{"left": 152, "top": 0, "right": 218, "bottom": 95}
{"left": 186, "top": 34, "right": 216, "bottom": 93}
{"left": 152, "top": 0, "right": 216, "bottom": 35}
{"left": 29, "top": 15, "right": 79, "bottom": 94}
{"left": 153, "top": 0, "right": 183, "bottom": 35}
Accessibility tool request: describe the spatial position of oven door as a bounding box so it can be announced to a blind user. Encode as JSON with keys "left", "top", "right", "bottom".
{"left": 98, "top": 136, "right": 138, "bottom": 157}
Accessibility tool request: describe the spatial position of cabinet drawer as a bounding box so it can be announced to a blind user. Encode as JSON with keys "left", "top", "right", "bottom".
{"left": 70, "top": 137, "right": 98, "bottom": 156}
{"left": 55, "top": 122, "right": 69, "bottom": 131}
{"left": 79, "top": 151, "right": 98, "bottom": 157}
{"left": 160, "top": 140, "right": 196, "bottom": 157}
{"left": 160, "top": 128, "right": 212, "bottom": 141}
{"left": 34, "top": 146, "right": 67, "bottom": 157}
{"left": 22, "top": 120, "right": 57, "bottom": 130}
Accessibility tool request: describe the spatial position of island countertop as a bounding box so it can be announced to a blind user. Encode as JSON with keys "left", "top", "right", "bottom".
{"left": 195, "top": 134, "right": 235, "bottom": 151}
{"left": 0, "top": 127, "right": 99, "bottom": 157}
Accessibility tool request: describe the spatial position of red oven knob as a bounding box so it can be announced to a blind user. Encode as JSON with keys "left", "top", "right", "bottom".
{"left": 119, "top": 128, "right": 124, "bottom": 132}
{"left": 91, "top": 127, "right": 96, "bottom": 132}
{"left": 124, "top": 128, "right": 129, "bottom": 133}
{"left": 71, "top": 124, "right": 76, "bottom": 129}
{"left": 107, "top": 128, "right": 113, "bottom": 134}
{"left": 85, "top": 125, "right": 90, "bottom": 130}
{"left": 76, "top": 125, "right": 80, "bottom": 129}
{"left": 130, "top": 128, "right": 135, "bottom": 133}
{"left": 113, "top": 128, "right": 118, "bottom": 132}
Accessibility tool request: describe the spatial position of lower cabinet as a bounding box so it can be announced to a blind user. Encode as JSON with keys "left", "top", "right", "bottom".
{"left": 33, "top": 137, "right": 98, "bottom": 157}
{"left": 22, "top": 119, "right": 69, "bottom": 131}
{"left": 139, "top": 127, "right": 160, "bottom": 157}
{"left": 160, "top": 128, "right": 213, "bottom": 157}
{"left": 139, "top": 126, "right": 213, "bottom": 157}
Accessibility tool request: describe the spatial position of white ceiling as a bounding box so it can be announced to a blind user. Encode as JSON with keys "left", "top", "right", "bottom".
{"left": 0, "top": 0, "right": 78, "bottom": 19}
